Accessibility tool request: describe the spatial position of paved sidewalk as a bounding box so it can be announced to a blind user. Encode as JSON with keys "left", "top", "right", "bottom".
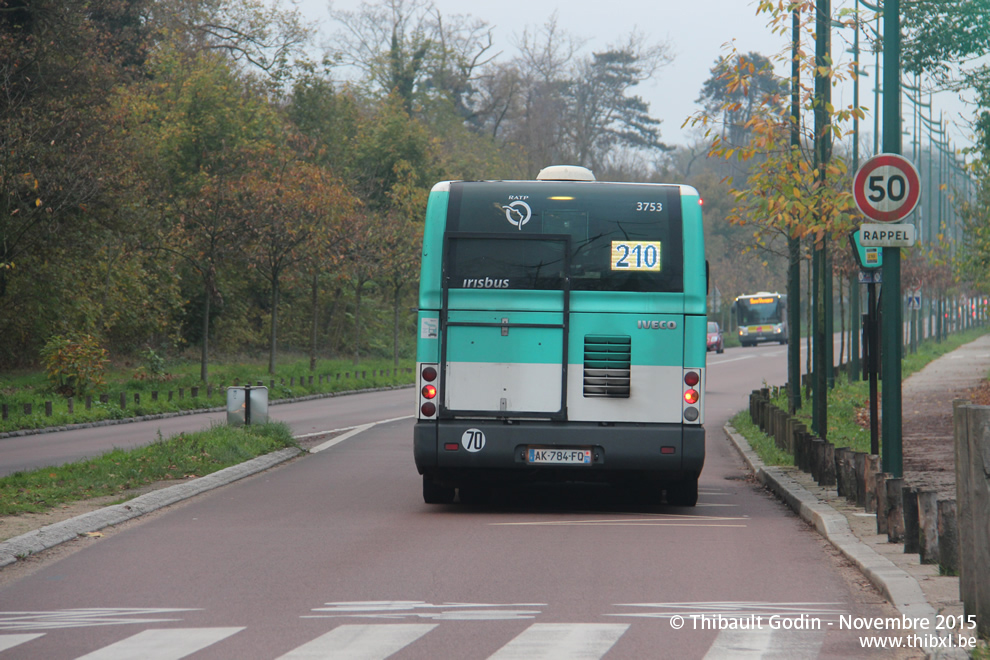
{"left": 726, "top": 333, "right": 990, "bottom": 659}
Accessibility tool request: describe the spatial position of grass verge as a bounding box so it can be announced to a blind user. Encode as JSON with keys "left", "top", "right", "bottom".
{"left": 740, "top": 327, "right": 990, "bottom": 464}
{"left": 0, "top": 422, "right": 298, "bottom": 517}
{"left": 0, "top": 356, "right": 414, "bottom": 434}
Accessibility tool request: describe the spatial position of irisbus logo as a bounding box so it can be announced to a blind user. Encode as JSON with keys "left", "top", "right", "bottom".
{"left": 637, "top": 320, "right": 677, "bottom": 330}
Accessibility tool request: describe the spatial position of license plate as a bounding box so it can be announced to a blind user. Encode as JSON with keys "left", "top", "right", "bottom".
{"left": 527, "top": 448, "right": 592, "bottom": 465}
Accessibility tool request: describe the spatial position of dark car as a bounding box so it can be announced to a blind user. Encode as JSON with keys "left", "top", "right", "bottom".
{"left": 707, "top": 321, "right": 724, "bottom": 354}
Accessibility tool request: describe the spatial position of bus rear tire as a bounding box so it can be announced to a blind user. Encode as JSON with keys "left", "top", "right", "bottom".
{"left": 666, "top": 477, "right": 698, "bottom": 507}
{"left": 423, "top": 476, "right": 455, "bottom": 504}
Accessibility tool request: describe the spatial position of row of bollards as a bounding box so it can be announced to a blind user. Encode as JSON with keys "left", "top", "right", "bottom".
{"left": 749, "top": 389, "right": 989, "bottom": 638}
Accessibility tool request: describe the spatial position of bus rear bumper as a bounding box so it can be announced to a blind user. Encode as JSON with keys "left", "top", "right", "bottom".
{"left": 414, "top": 420, "right": 704, "bottom": 484}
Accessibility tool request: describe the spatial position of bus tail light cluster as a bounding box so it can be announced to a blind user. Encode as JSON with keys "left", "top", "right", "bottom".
{"left": 682, "top": 369, "right": 702, "bottom": 423}
{"left": 419, "top": 364, "right": 439, "bottom": 418}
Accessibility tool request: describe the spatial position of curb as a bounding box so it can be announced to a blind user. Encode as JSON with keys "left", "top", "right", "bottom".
{"left": 0, "top": 447, "right": 302, "bottom": 568}
{"left": 723, "top": 424, "right": 968, "bottom": 659}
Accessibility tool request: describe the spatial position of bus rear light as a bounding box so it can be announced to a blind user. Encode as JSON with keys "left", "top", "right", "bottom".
{"left": 444, "top": 442, "right": 459, "bottom": 451}
{"left": 661, "top": 446, "right": 676, "bottom": 454}
{"left": 421, "top": 402, "right": 437, "bottom": 417}
{"left": 684, "top": 389, "right": 699, "bottom": 404}
{"left": 684, "top": 371, "right": 700, "bottom": 386}
{"left": 684, "top": 407, "right": 699, "bottom": 421}
{"left": 422, "top": 384, "right": 437, "bottom": 399}
{"left": 422, "top": 366, "right": 438, "bottom": 382}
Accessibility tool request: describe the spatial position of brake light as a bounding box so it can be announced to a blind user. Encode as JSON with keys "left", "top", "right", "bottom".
{"left": 684, "top": 389, "right": 699, "bottom": 404}
{"left": 418, "top": 363, "right": 440, "bottom": 419}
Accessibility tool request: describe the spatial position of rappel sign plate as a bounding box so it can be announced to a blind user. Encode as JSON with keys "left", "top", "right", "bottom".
{"left": 853, "top": 154, "right": 922, "bottom": 223}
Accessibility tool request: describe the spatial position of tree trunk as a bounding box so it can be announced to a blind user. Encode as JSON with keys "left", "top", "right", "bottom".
{"left": 309, "top": 272, "right": 319, "bottom": 371}
{"left": 200, "top": 281, "right": 211, "bottom": 383}
{"left": 353, "top": 278, "right": 363, "bottom": 366}
{"left": 268, "top": 275, "right": 280, "bottom": 375}
{"left": 839, "top": 274, "right": 846, "bottom": 366}
{"left": 393, "top": 281, "right": 402, "bottom": 368}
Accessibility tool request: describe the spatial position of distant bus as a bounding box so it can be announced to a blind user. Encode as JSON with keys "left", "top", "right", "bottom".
{"left": 413, "top": 165, "right": 708, "bottom": 506}
{"left": 733, "top": 292, "right": 788, "bottom": 346}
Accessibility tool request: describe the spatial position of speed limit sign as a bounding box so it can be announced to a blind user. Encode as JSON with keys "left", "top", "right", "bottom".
{"left": 853, "top": 153, "right": 921, "bottom": 223}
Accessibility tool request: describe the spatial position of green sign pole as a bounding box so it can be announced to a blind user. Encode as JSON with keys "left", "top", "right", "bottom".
{"left": 880, "top": 0, "right": 903, "bottom": 477}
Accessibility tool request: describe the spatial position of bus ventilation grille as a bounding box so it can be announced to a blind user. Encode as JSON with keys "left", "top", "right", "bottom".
{"left": 583, "top": 335, "right": 631, "bottom": 398}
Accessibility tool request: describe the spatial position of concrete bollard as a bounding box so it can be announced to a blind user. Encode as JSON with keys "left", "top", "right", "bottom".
{"left": 886, "top": 478, "right": 905, "bottom": 543}
{"left": 937, "top": 499, "right": 959, "bottom": 576}
{"left": 876, "top": 473, "right": 890, "bottom": 534}
{"left": 917, "top": 489, "right": 939, "bottom": 565}
{"left": 902, "top": 486, "right": 920, "bottom": 554}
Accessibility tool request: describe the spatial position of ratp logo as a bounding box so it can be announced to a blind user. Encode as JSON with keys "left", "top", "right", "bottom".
{"left": 502, "top": 200, "right": 532, "bottom": 230}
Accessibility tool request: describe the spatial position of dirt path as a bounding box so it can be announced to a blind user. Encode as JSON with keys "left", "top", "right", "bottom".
{"left": 900, "top": 334, "right": 990, "bottom": 498}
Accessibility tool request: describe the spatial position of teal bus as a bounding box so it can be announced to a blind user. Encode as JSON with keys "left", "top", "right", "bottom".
{"left": 733, "top": 292, "right": 788, "bottom": 346}
{"left": 413, "top": 166, "right": 708, "bottom": 506}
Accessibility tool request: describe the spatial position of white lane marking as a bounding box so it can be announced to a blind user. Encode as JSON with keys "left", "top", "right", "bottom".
{"left": 303, "top": 601, "right": 544, "bottom": 621}
{"left": 488, "top": 623, "right": 629, "bottom": 660}
{"left": 306, "top": 415, "right": 414, "bottom": 453}
{"left": 0, "top": 634, "right": 44, "bottom": 652}
{"left": 609, "top": 602, "right": 845, "bottom": 620}
{"left": 276, "top": 624, "right": 436, "bottom": 660}
{"left": 75, "top": 627, "right": 243, "bottom": 660}
{"left": 0, "top": 609, "right": 197, "bottom": 631}
{"left": 704, "top": 628, "right": 774, "bottom": 659}
{"left": 492, "top": 514, "right": 748, "bottom": 528}
{"left": 704, "top": 629, "right": 826, "bottom": 660}
{"left": 707, "top": 354, "right": 760, "bottom": 366}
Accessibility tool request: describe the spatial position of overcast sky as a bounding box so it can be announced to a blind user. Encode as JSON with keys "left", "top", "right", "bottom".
{"left": 292, "top": 0, "right": 976, "bottom": 152}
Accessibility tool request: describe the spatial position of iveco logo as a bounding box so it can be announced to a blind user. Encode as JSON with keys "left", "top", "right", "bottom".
{"left": 637, "top": 320, "right": 677, "bottom": 329}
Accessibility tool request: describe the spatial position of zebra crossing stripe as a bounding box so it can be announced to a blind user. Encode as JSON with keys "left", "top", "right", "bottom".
{"left": 704, "top": 629, "right": 826, "bottom": 660}
{"left": 0, "top": 634, "right": 44, "bottom": 652}
{"left": 275, "top": 624, "right": 437, "bottom": 660}
{"left": 74, "top": 627, "right": 244, "bottom": 660}
{"left": 488, "top": 623, "right": 629, "bottom": 660}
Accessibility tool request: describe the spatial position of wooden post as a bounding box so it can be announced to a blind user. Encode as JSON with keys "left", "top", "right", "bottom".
{"left": 918, "top": 489, "right": 939, "bottom": 565}
{"left": 1, "top": 403, "right": 7, "bottom": 420}
{"left": 23, "top": 403, "right": 31, "bottom": 415}
{"left": 835, "top": 448, "right": 849, "bottom": 496}
{"left": 876, "top": 473, "right": 889, "bottom": 534}
{"left": 152, "top": 391, "right": 158, "bottom": 401}
{"left": 961, "top": 404, "right": 990, "bottom": 637}
{"left": 821, "top": 442, "right": 836, "bottom": 487}
{"left": 863, "top": 454, "right": 880, "bottom": 513}
{"left": 854, "top": 452, "right": 867, "bottom": 506}
{"left": 937, "top": 499, "right": 960, "bottom": 576}
{"left": 886, "top": 477, "right": 905, "bottom": 543}
{"left": 902, "top": 486, "right": 920, "bottom": 554}
{"left": 192, "top": 387, "right": 199, "bottom": 398}
{"left": 810, "top": 438, "right": 824, "bottom": 482}
{"left": 100, "top": 394, "right": 109, "bottom": 404}
{"left": 178, "top": 388, "right": 184, "bottom": 399}
{"left": 119, "top": 392, "right": 126, "bottom": 410}
{"left": 45, "top": 401, "right": 52, "bottom": 416}
{"left": 954, "top": 399, "right": 974, "bottom": 610}
{"left": 133, "top": 393, "right": 140, "bottom": 405}
{"left": 85, "top": 395, "right": 92, "bottom": 410}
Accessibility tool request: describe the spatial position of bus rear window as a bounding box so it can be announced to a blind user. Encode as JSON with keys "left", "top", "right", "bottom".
{"left": 445, "top": 181, "right": 684, "bottom": 292}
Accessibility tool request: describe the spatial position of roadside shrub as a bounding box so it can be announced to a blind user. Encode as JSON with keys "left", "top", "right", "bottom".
{"left": 39, "top": 334, "right": 109, "bottom": 397}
